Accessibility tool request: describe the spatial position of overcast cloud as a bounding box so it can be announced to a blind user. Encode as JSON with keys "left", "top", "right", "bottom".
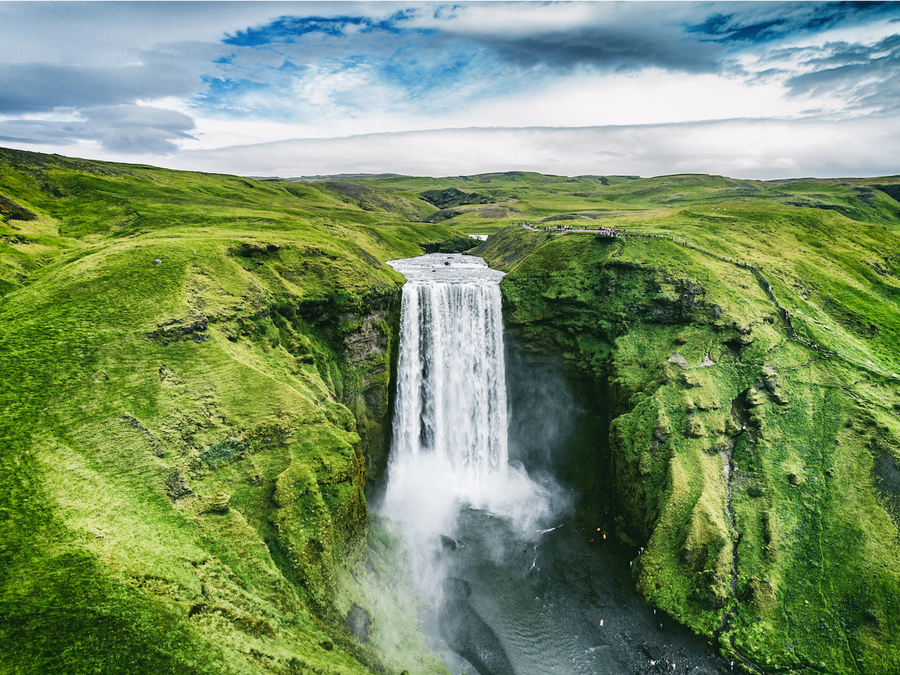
{"left": 1, "top": 1, "right": 898, "bottom": 179}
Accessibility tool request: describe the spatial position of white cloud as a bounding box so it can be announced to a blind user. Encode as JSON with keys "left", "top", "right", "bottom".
{"left": 292, "top": 63, "right": 378, "bottom": 107}
{"left": 0, "top": 105, "right": 195, "bottom": 155}
{"left": 165, "top": 118, "right": 900, "bottom": 180}
{"left": 413, "top": 3, "right": 615, "bottom": 36}
{"left": 2, "top": 2, "right": 899, "bottom": 178}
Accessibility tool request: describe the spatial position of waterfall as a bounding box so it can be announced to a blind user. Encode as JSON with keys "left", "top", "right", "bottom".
{"left": 375, "top": 255, "right": 725, "bottom": 675}
{"left": 378, "top": 254, "right": 580, "bottom": 675}
{"left": 390, "top": 256, "right": 508, "bottom": 488}
{"left": 381, "top": 253, "right": 552, "bottom": 571}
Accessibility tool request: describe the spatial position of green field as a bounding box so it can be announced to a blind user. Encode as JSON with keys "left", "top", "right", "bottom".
{"left": 2, "top": 147, "right": 900, "bottom": 674}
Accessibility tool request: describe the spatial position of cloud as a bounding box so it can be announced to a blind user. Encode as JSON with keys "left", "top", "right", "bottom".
{"left": 0, "top": 54, "right": 201, "bottom": 114}
{"left": 192, "top": 2, "right": 900, "bottom": 127}
{"left": 171, "top": 118, "right": 900, "bottom": 180}
{"left": 1, "top": 2, "right": 899, "bottom": 176}
{"left": 781, "top": 33, "right": 900, "bottom": 113}
{"left": 0, "top": 105, "right": 196, "bottom": 155}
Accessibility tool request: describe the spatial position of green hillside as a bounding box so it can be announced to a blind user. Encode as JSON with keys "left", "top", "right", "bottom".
{"left": 2, "top": 147, "right": 900, "bottom": 674}
{"left": 475, "top": 201, "right": 900, "bottom": 673}
{"left": 0, "top": 148, "right": 453, "bottom": 675}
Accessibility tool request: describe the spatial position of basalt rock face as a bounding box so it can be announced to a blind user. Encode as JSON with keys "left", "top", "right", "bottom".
{"left": 294, "top": 289, "right": 402, "bottom": 487}
{"left": 419, "top": 187, "right": 496, "bottom": 209}
{"left": 0, "top": 192, "right": 37, "bottom": 221}
{"left": 480, "top": 225, "right": 900, "bottom": 675}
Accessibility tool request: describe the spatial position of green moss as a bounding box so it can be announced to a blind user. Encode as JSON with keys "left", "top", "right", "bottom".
{"left": 485, "top": 199, "right": 900, "bottom": 674}
{"left": 201, "top": 438, "right": 248, "bottom": 469}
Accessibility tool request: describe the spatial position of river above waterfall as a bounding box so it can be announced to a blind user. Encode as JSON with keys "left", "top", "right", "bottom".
{"left": 378, "top": 253, "right": 727, "bottom": 675}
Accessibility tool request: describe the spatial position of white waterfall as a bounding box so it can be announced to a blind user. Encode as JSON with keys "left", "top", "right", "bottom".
{"left": 382, "top": 254, "right": 549, "bottom": 547}
{"left": 379, "top": 254, "right": 567, "bottom": 675}
{"left": 391, "top": 266, "right": 509, "bottom": 485}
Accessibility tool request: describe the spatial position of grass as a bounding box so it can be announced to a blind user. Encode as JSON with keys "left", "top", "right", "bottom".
{"left": 2, "top": 146, "right": 900, "bottom": 674}
{"left": 0, "top": 147, "right": 454, "bottom": 675}
{"left": 477, "top": 194, "right": 900, "bottom": 674}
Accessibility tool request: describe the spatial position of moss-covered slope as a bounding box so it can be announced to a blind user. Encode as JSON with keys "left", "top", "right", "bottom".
{"left": 477, "top": 200, "right": 900, "bottom": 674}
{"left": 0, "top": 148, "right": 451, "bottom": 675}
{"left": 4, "top": 148, "right": 900, "bottom": 675}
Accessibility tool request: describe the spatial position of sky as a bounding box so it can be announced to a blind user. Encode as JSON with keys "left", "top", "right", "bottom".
{"left": 1, "top": 1, "right": 899, "bottom": 179}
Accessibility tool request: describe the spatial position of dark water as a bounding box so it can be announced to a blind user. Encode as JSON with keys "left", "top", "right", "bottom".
{"left": 428, "top": 508, "right": 730, "bottom": 675}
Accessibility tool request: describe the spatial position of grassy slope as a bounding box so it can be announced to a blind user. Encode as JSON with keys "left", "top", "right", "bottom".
{"left": 353, "top": 172, "right": 900, "bottom": 238}
{"left": 357, "top": 169, "right": 900, "bottom": 673}
{"left": 0, "top": 148, "right": 452, "bottom": 675}
{"left": 476, "top": 188, "right": 900, "bottom": 673}
{"left": 4, "top": 151, "right": 900, "bottom": 674}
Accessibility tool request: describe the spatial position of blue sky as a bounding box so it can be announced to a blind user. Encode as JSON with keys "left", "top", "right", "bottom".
{"left": 1, "top": 1, "right": 899, "bottom": 178}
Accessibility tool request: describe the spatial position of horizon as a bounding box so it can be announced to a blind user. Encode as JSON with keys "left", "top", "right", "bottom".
{"left": 9, "top": 143, "right": 900, "bottom": 184}
{"left": 2, "top": 2, "right": 899, "bottom": 179}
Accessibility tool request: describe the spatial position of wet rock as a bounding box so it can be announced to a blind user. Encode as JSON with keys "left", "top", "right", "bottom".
{"left": 347, "top": 604, "right": 370, "bottom": 643}
{"left": 344, "top": 312, "right": 388, "bottom": 364}
{"left": 146, "top": 315, "right": 209, "bottom": 345}
{"left": 439, "top": 577, "right": 516, "bottom": 675}
{"left": 165, "top": 470, "right": 193, "bottom": 500}
{"left": 440, "top": 535, "right": 457, "bottom": 551}
{"left": 667, "top": 353, "right": 688, "bottom": 368}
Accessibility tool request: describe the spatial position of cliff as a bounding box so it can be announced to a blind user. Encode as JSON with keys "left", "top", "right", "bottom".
{"left": 477, "top": 210, "right": 900, "bottom": 674}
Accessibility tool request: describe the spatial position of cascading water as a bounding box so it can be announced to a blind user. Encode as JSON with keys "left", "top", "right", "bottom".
{"left": 381, "top": 253, "right": 556, "bottom": 675}
{"left": 379, "top": 253, "right": 726, "bottom": 675}
{"left": 383, "top": 254, "right": 551, "bottom": 541}
{"left": 389, "top": 253, "right": 509, "bottom": 494}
